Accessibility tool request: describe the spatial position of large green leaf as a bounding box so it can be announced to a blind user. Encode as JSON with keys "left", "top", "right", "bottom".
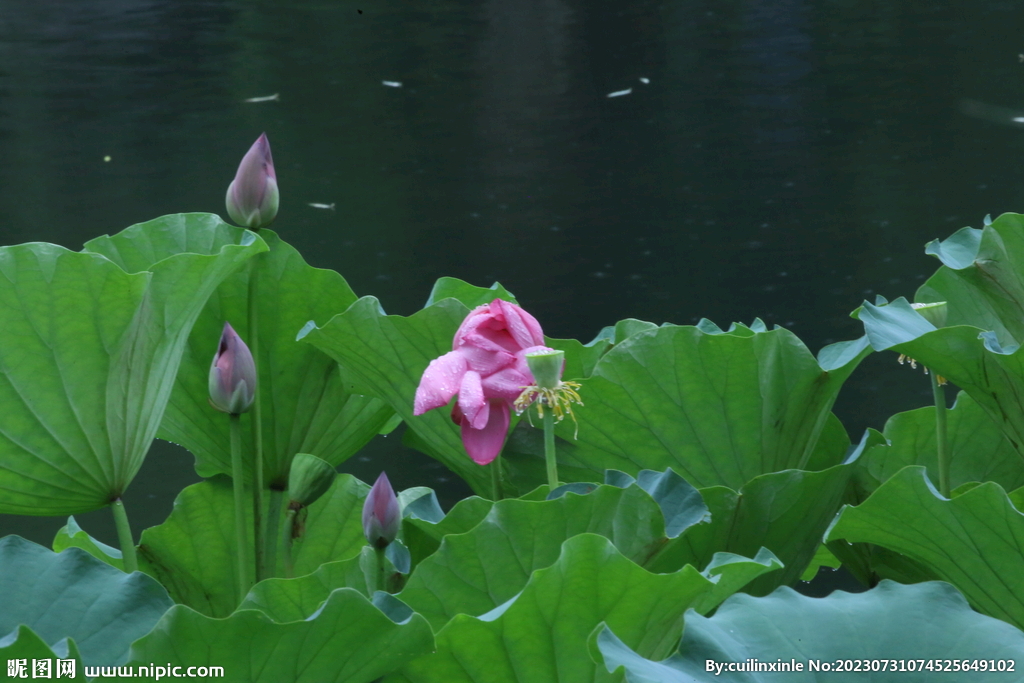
{"left": 916, "top": 213, "right": 1024, "bottom": 346}
{"left": 826, "top": 466, "right": 1024, "bottom": 629}
{"left": 238, "top": 546, "right": 404, "bottom": 620}
{"left": 859, "top": 297, "right": 1024, "bottom": 463}
{"left": 108, "top": 227, "right": 394, "bottom": 486}
{"left": 117, "top": 589, "right": 433, "bottom": 683}
{"left": 0, "top": 215, "right": 265, "bottom": 515}
{"left": 396, "top": 481, "right": 698, "bottom": 630}
{"left": 854, "top": 390, "right": 1024, "bottom": 499}
{"left": 562, "top": 323, "right": 870, "bottom": 490}
{"left": 658, "top": 459, "right": 855, "bottom": 594}
{"left": 299, "top": 283, "right": 519, "bottom": 496}
{"left": 395, "top": 474, "right": 778, "bottom": 633}
{"left": 390, "top": 534, "right": 772, "bottom": 683}
{"left": 0, "top": 536, "right": 172, "bottom": 666}
{"left": 594, "top": 580, "right": 1024, "bottom": 682}
{"left": 402, "top": 495, "right": 494, "bottom": 569}
{"left": 136, "top": 474, "right": 369, "bottom": 617}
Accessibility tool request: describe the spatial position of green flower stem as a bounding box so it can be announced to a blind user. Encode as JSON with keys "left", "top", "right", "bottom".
{"left": 110, "top": 498, "right": 138, "bottom": 574}
{"left": 264, "top": 488, "right": 284, "bottom": 577}
{"left": 230, "top": 413, "right": 249, "bottom": 601}
{"left": 931, "top": 371, "right": 950, "bottom": 497}
{"left": 491, "top": 454, "right": 502, "bottom": 501}
{"left": 281, "top": 508, "right": 296, "bottom": 579}
{"left": 374, "top": 545, "right": 387, "bottom": 594}
{"left": 542, "top": 407, "right": 558, "bottom": 491}
{"left": 248, "top": 257, "right": 266, "bottom": 582}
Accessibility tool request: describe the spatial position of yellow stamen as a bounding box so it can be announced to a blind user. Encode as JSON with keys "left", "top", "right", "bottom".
{"left": 514, "top": 380, "right": 584, "bottom": 439}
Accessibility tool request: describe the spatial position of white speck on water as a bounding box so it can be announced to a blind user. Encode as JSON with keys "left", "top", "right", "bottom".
{"left": 243, "top": 93, "right": 280, "bottom": 103}
{"left": 607, "top": 88, "right": 632, "bottom": 98}
{"left": 382, "top": 80, "right": 403, "bottom": 88}
{"left": 639, "top": 77, "right": 650, "bottom": 84}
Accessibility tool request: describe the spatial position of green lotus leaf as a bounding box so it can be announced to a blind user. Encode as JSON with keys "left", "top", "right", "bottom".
{"left": 0, "top": 536, "right": 172, "bottom": 666}
{"left": 854, "top": 390, "right": 1024, "bottom": 499}
{"left": 545, "top": 334, "right": 613, "bottom": 380}
{"left": 799, "top": 544, "right": 841, "bottom": 582}
{"left": 826, "top": 466, "right": 1024, "bottom": 629}
{"left": 0, "top": 625, "right": 85, "bottom": 681}
{"left": 93, "top": 227, "right": 395, "bottom": 487}
{"left": 600, "top": 468, "right": 710, "bottom": 537}
{"left": 398, "top": 483, "right": 668, "bottom": 630}
{"left": 298, "top": 282, "right": 519, "bottom": 496}
{"left": 398, "top": 487, "right": 445, "bottom": 523}
{"left": 398, "top": 478, "right": 728, "bottom": 631}
{"left": 858, "top": 296, "right": 1024, "bottom": 464}
{"left": 423, "top": 276, "right": 516, "bottom": 309}
{"left": 52, "top": 515, "right": 123, "bottom": 571}
{"left": 391, "top": 534, "right": 771, "bottom": 683}
{"left": 593, "top": 580, "right": 1024, "bottom": 682}
{"left": 0, "top": 215, "right": 265, "bottom": 514}
{"left": 137, "top": 474, "right": 369, "bottom": 617}
{"left": 119, "top": 589, "right": 433, "bottom": 683}
{"left": 656, "top": 457, "right": 856, "bottom": 593}
{"left": 916, "top": 213, "right": 1024, "bottom": 346}
{"left": 239, "top": 546, "right": 405, "bottom": 621}
{"left": 560, "top": 324, "right": 870, "bottom": 490}
{"left": 402, "top": 495, "right": 494, "bottom": 569}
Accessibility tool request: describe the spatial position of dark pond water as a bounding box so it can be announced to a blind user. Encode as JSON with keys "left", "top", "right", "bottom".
{"left": 1, "top": 1, "right": 1021, "bottom": 593}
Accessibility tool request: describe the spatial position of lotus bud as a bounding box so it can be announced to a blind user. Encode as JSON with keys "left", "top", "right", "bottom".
{"left": 208, "top": 322, "right": 256, "bottom": 415}
{"left": 287, "top": 453, "right": 336, "bottom": 508}
{"left": 910, "top": 301, "right": 948, "bottom": 329}
{"left": 362, "top": 472, "right": 401, "bottom": 549}
{"left": 226, "top": 132, "right": 279, "bottom": 230}
{"left": 525, "top": 349, "right": 564, "bottom": 390}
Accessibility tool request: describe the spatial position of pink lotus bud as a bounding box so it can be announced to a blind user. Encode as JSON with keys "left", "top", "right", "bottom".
{"left": 225, "top": 133, "right": 279, "bottom": 230}
{"left": 362, "top": 472, "right": 401, "bottom": 548}
{"left": 208, "top": 322, "right": 257, "bottom": 415}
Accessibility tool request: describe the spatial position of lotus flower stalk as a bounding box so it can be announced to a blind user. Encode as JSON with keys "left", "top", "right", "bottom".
{"left": 209, "top": 322, "right": 257, "bottom": 599}
{"left": 514, "top": 349, "right": 583, "bottom": 491}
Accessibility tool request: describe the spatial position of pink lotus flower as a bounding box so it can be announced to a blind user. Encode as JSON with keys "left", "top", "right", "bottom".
{"left": 414, "top": 299, "right": 552, "bottom": 465}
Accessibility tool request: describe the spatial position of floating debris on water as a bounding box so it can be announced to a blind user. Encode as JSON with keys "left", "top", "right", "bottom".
{"left": 307, "top": 202, "right": 336, "bottom": 210}
{"left": 959, "top": 99, "right": 1024, "bottom": 127}
{"left": 606, "top": 88, "right": 632, "bottom": 98}
{"left": 243, "top": 93, "right": 280, "bottom": 103}
{"left": 639, "top": 77, "right": 650, "bottom": 84}
{"left": 382, "top": 80, "right": 402, "bottom": 88}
